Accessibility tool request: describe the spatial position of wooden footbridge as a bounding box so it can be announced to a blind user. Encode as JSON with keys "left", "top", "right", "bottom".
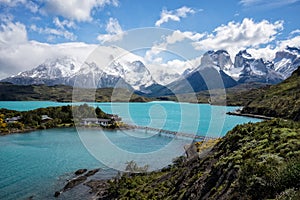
{"left": 127, "top": 125, "right": 217, "bottom": 141}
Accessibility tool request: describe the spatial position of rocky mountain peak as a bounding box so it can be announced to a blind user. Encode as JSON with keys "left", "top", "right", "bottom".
{"left": 274, "top": 46, "right": 300, "bottom": 79}
{"left": 200, "top": 50, "right": 233, "bottom": 71}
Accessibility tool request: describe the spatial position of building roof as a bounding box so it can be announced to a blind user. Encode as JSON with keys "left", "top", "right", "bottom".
{"left": 41, "top": 115, "right": 53, "bottom": 121}
{"left": 5, "top": 116, "right": 21, "bottom": 122}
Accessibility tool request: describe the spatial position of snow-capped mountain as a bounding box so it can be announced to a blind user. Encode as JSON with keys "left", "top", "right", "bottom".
{"left": 16, "top": 56, "right": 82, "bottom": 79}
{"left": 2, "top": 57, "right": 82, "bottom": 86}
{"left": 228, "top": 50, "right": 283, "bottom": 84}
{"left": 274, "top": 46, "right": 300, "bottom": 79}
{"left": 2, "top": 45, "right": 300, "bottom": 95}
{"left": 2, "top": 46, "right": 158, "bottom": 93}
{"left": 87, "top": 46, "right": 156, "bottom": 91}
{"left": 157, "top": 50, "right": 238, "bottom": 95}
{"left": 198, "top": 50, "right": 233, "bottom": 72}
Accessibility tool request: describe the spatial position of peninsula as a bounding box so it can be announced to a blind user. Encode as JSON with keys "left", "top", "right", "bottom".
{"left": 0, "top": 104, "right": 122, "bottom": 135}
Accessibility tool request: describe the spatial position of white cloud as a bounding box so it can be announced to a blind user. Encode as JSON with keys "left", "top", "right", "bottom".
{"left": 0, "top": 0, "right": 26, "bottom": 7}
{"left": 247, "top": 46, "right": 278, "bottom": 61}
{"left": 29, "top": 17, "right": 77, "bottom": 42}
{"left": 0, "top": 21, "right": 27, "bottom": 45}
{"left": 0, "top": 41, "right": 97, "bottom": 79}
{"left": 25, "top": 0, "right": 38, "bottom": 13}
{"left": 237, "top": 35, "right": 300, "bottom": 61}
{"left": 193, "top": 18, "right": 283, "bottom": 58}
{"left": 278, "top": 35, "right": 300, "bottom": 49}
{"left": 0, "top": 21, "right": 97, "bottom": 79}
{"left": 165, "top": 30, "right": 204, "bottom": 44}
{"left": 53, "top": 17, "right": 76, "bottom": 29}
{"left": 145, "top": 30, "right": 204, "bottom": 63}
{"left": 30, "top": 24, "right": 77, "bottom": 41}
{"left": 0, "top": 13, "right": 14, "bottom": 22}
{"left": 290, "top": 29, "right": 300, "bottom": 36}
{"left": 97, "top": 17, "right": 125, "bottom": 43}
{"left": 155, "top": 6, "right": 195, "bottom": 27}
{"left": 0, "top": 0, "right": 38, "bottom": 13}
{"left": 43, "top": 0, "right": 119, "bottom": 22}
{"left": 145, "top": 43, "right": 166, "bottom": 64}
{"left": 240, "top": 0, "right": 299, "bottom": 7}
{"left": 147, "top": 57, "right": 202, "bottom": 85}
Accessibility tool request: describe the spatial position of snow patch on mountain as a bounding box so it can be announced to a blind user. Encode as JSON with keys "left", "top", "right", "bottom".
{"left": 196, "top": 50, "right": 233, "bottom": 72}
{"left": 14, "top": 56, "right": 82, "bottom": 79}
{"left": 274, "top": 46, "right": 300, "bottom": 79}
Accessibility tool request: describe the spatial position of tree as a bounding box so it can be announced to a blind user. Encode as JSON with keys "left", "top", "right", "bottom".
{"left": 95, "top": 106, "right": 108, "bottom": 118}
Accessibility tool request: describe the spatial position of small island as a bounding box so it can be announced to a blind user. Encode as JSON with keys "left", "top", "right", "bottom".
{"left": 0, "top": 104, "right": 123, "bottom": 135}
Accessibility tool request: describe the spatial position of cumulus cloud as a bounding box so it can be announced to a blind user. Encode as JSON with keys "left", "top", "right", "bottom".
{"left": 165, "top": 30, "right": 204, "bottom": 44}
{"left": 155, "top": 6, "right": 195, "bottom": 27}
{"left": 43, "top": 0, "right": 119, "bottom": 22}
{"left": 0, "top": 20, "right": 27, "bottom": 45}
{"left": 193, "top": 18, "right": 283, "bottom": 58}
{"left": 145, "top": 30, "right": 204, "bottom": 63}
{"left": 97, "top": 17, "right": 125, "bottom": 43}
{"left": 0, "top": 21, "right": 97, "bottom": 79}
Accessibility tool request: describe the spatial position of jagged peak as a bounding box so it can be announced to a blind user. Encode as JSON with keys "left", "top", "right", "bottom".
{"left": 215, "top": 49, "right": 229, "bottom": 55}
{"left": 204, "top": 50, "right": 230, "bottom": 56}
{"left": 285, "top": 46, "right": 300, "bottom": 54}
{"left": 236, "top": 50, "right": 252, "bottom": 59}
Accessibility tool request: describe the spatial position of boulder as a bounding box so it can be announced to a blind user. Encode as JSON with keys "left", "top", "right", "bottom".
{"left": 85, "top": 168, "right": 100, "bottom": 177}
{"left": 63, "top": 176, "right": 87, "bottom": 191}
{"left": 54, "top": 191, "right": 61, "bottom": 198}
{"left": 74, "top": 168, "right": 87, "bottom": 175}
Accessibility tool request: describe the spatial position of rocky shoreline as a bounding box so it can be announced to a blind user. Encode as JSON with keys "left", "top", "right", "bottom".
{"left": 226, "top": 110, "right": 273, "bottom": 120}
{"left": 54, "top": 168, "right": 101, "bottom": 198}
{"left": 56, "top": 142, "right": 200, "bottom": 199}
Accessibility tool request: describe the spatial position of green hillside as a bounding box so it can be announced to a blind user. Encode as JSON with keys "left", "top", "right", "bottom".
{"left": 242, "top": 66, "right": 300, "bottom": 121}
{"left": 93, "top": 119, "right": 300, "bottom": 200}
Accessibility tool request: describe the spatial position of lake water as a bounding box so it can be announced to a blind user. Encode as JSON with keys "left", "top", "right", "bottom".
{"left": 0, "top": 101, "right": 261, "bottom": 199}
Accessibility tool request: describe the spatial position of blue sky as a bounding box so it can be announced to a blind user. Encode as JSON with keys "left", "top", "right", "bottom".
{"left": 0, "top": 0, "right": 300, "bottom": 78}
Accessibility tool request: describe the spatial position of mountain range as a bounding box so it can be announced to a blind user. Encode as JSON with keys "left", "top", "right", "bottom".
{"left": 2, "top": 45, "right": 300, "bottom": 96}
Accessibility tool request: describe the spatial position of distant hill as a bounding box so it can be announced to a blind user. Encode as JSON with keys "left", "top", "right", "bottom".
{"left": 151, "top": 82, "right": 268, "bottom": 105}
{"left": 241, "top": 66, "right": 300, "bottom": 121}
{"left": 0, "top": 82, "right": 151, "bottom": 102}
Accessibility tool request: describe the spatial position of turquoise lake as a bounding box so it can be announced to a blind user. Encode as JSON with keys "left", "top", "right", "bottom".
{"left": 0, "top": 101, "right": 261, "bottom": 199}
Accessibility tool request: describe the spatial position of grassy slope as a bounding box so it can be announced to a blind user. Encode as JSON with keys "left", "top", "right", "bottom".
{"left": 242, "top": 67, "right": 300, "bottom": 121}
{"left": 0, "top": 83, "right": 151, "bottom": 102}
{"left": 104, "top": 119, "right": 300, "bottom": 200}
